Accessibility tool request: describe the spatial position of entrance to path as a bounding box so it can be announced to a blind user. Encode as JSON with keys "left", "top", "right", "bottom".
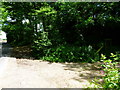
{"left": 0, "top": 30, "right": 12, "bottom": 57}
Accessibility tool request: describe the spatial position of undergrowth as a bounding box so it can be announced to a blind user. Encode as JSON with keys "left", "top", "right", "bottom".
{"left": 89, "top": 53, "right": 120, "bottom": 89}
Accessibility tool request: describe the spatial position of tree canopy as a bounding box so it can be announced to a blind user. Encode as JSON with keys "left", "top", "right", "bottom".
{"left": 1, "top": 2, "right": 120, "bottom": 61}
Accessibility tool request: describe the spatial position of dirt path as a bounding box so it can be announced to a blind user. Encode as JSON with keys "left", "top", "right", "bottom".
{"left": 0, "top": 42, "right": 103, "bottom": 88}
{"left": 0, "top": 58, "right": 103, "bottom": 88}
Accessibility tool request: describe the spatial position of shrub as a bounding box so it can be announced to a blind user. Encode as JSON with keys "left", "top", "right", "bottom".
{"left": 32, "top": 31, "right": 99, "bottom": 62}
{"left": 42, "top": 44, "right": 99, "bottom": 62}
{"left": 90, "top": 53, "right": 120, "bottom": 89}
{"left": 32, "top": 31, "right": 52, "bottom": 58}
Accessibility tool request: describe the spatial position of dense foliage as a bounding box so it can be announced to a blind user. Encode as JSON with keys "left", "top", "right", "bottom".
{"left": 1, "top": 2, "right": 120, "bottom": 62}
{"left": 0, "top": 2, "right": 3, "bottom": 30}
{"left": 90, "top": 53, "right": 120, "bottom": 88}
{"left": 42, "top": 45, "right": 99, "bottom": 62}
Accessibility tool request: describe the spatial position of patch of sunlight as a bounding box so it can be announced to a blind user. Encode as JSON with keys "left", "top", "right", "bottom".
{"left": 0, "top": 30, "right": 7, "bottom": 40}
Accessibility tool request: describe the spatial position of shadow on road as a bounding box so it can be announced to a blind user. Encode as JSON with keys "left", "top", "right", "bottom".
{"left": 10, "top": 45, "right": 34, "bottom": 59}
{"left": 62, "top": 62, "right": 104, "bottom": 82}
{"left": 1, "top": 40, "right": 33, "bottom": 59}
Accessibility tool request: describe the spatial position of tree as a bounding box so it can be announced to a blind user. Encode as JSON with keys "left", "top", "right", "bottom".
{"left": 2, "top": 2, "right": 120, "bottom": 60}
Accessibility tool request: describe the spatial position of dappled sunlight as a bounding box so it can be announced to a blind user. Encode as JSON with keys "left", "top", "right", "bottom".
{"left": 1, "top": 2, "right": 119, "bottom": 88}
{"left": 0, "top": 30, "right": 7, "bottom": 40}
{"left": 63, "top": 62, "right": 104, "bottom": 83}
{"left": 0, "top": 58, "right": 97, "bottom": 88}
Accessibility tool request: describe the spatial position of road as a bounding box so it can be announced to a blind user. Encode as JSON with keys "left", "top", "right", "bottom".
{"left": 0, "top": 57, "right": 94, "bottom": 88}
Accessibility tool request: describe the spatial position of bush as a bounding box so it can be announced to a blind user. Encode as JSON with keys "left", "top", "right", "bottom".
{"left": 90, "top": 53, "right": 120, "bottom": 89}
{"left": 32, "top": 31, "right": 99, "bottom": 62}
{"left": 32, "top": 31, "right": 52, "bottom": 58}
{"left": 42, "top": 44, "right": 99, "bottom": 62}
{"left": 2, "top": 23, "right": 33, "bottom": 46}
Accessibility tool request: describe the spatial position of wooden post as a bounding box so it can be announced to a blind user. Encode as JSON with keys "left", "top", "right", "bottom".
{"left": 104, "top": 39, "right": 112, "bottom": 55}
